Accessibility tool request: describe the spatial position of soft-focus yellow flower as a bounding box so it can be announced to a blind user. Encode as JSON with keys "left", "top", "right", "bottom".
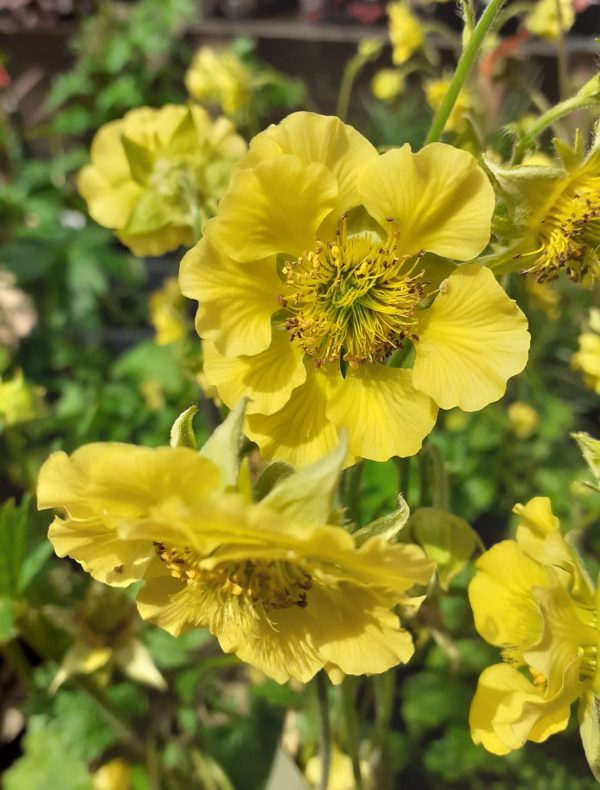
{"left": 78, "top": 105, "right": 246, "bottom": 257}
{"left": 185, "top": 46, "right": 253, "bottom": 117}
{"left": 508, "top": 401, "right": 539, "bottom": 439}
{"left": 425, "top": 77, "right": 474, "bottom": 134}
{"left": 572, "top": 308, "right": 600, "bottom": 393}
{"left": 525, "top": 0, "right": 575, "bottom": 40}
{"left": 305, "top": 744, "right": 372, "bottom": 790}
{"left": 524, "top": 277, "right": 560, "bottom": 319}
{"left": 180, "top": 112, "right": 529, "bottom": 467}
{"left": 371, "top": 69, "right": 405, "bottom": 102}
{"left": 469, "top": 496, "right": 598, "bottom": 757}
{"left": 0, "top": 370, "right": 43, "bottom": 427}
{"left": 149, "top": 276, "right": 188, "bottom": 345}
{"left": 48, "top": 583, "right": 165, "bottom": 694}
{"left": 38, "top": 427, "right": 434, "bottom": 684}
{"left": 93, "top": 759, "right": 131, "bottom": 790}
{"left": 488, "top": 138, "right": 600, "bottom": 283}
{"left": 387, "top": 2, "right": 424, "bottom": 65}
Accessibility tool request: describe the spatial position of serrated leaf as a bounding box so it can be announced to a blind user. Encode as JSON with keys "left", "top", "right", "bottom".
{"left": 352, "top": 494, "right": 410, "bottom": 546}
{"left": 199, "top": 399, "right": 247, "bottom": 490}
{"left": 580, "top": 692, "right": 600, "bottom": 782}
{"left": 170, "top": 404, "right": 198, "bottom": 449}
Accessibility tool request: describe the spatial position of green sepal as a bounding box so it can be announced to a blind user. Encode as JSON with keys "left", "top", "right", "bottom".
{"left": 121, "top": 133, "right": 155, "bottom": 185}
{"left": 169, "top": 404, "right": 198, "bottom": 449}
{"left": 261, "top": 434, "right": 347, "bottom": 526}
{"left": 553, "top": 130, "right": 585, "bottom": 170}
{"left": 571, "top": 432, "right": 600, "bottom": 492}
{"left": 168, "top": 105, "right": 198, "bottom": 155}
{"left": 253, "top": 461, "right": 295, "bottom": 502}
{"left": 121, "top": 190, "right": 170, "bottom": 235}
{"left": 199, "top": 399, "right": 247, "bottom": 490}
{"left": 579, "top": 691, "right": 600, "bottom": 782}
{"left": 409, "top": 507, "right": 482, "bottom": 590}
{"left": 351, "top": 494, "right": 410, "bottom": 546}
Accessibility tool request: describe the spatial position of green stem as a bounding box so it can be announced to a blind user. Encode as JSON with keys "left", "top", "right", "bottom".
{"left": 315, "top": 672, "right": 332, "bottom": 790}
{"left": 425, "top": 0, "right": 506, "bottom": 144}
{"left": 554, "top": 0, "right": 570, "bottom": 102}
{"left": 374, "top": 671, "right": 395, "bottom": 790}
{"left": 336, "top": 59, "right": 360, "bottom": 122}
{"left": 341, "top": 678, "right": 364, "bottom": 790}
{"left": 513, "top": 94, "right": 599, "bottom": 162}
{"left": 344, "top": 462, "right": 364, "bottom": 526}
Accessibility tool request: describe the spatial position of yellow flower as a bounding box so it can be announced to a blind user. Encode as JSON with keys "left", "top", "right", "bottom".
{"left": 487, "top": 138, "right": 600, "bottom": 283}
{"left": 305, "top": 744, "right": 372, "bottom": 789}
{"left": 149, "top": 276, "right": 188, "bottom": 345}
{"left": 185, "top": 46, "right": 253, "bottom": 117}
{"left": 0, "top": 370, "right": 44, "bottom": 428}
{"left": 78, "top": 105, "right": 246, "bottom": 257}
{"left": 93, "top": 759, "right": 131, "bottom": 790}
{"left": 180, "top": 112, "right": 530, "bottom": 467}
{"left": 387, "top": 2, "right": 424, "bottom": 65}
{"left": 38, "top": 419, "right": 434, "bottom": 685}
{"left": 48, "top": 583, "right": 166, "bottom": 694}
{"left": 469, "top": 496, "right": 598, "bottom": 757}
{"left": 508, "top": 401, "right": 539, "bottom": 439}
{"left": 425, "top": 77, "right": 474, "bottom": 134}
{"left": 525, "top": 0, "right": 575, "bottom": 40}
{"left": 572, "top": 308, "right": 600, "bottom": 393}
{"left": 371, "top": 69, "right": 405, "bottom": 102}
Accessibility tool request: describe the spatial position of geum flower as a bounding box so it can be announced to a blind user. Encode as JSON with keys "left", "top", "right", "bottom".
{"left": 387, "top": 1, "right": 424, "bottom": 65}
{"left": 468, "top": 496, "right": 600, "bottom": 762}
{"left": 487, "top": 135, "right": 600, "bottom": 284}
{"left": 572, "top": 308, "right": 600, "bottom": 395}
{"left": 180, "top": 112, "right": 530, "bottom": 467}
{"left": 78, "top": 104, "right": 246, "bottom": 257}
{"left": 37, "top": 415, "right": 434, "bottom": 684}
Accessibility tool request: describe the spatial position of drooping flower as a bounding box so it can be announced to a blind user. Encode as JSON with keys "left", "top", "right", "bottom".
{"left": 468, "top": 496, "right": 599, "bottom": 763}
{"left": 149, "top": 276, "right": 189, "bottom": 345}
{"left": 487, "top": 136, "right": 600, "bottom": 283}
{"left": 524, "top": 0, "right": 575, "bottom": 41}
{"left": 424, "top": 76, "right": 474, "bottom": 134}
{"left": 572, "top": 308, "right": 600, "bottom": 394}
{"left": 38, "top": 409, "right": 434, "bottom": 684}
{"left": 78, "top": 105, "right": 246, "bottom": 257}
{"left": 185, "top": 46, "right": 253, "bottom": 117}
{"left": 371, "top": 68, "right": 405, "bottom": 102}
{"left": 180, "top": 112, "right": 530, "bottom": 467}
{"left": 387, "top": 2, "right": 424, "bottom": 65}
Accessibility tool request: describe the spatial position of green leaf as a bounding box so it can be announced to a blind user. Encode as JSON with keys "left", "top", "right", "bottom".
{"left": 170, "top": 404, "right": 198, "bottom": 449}
{"left": 0, "top": 497, "right": 30, "bottom": 598}
{"left": 572, "top": 432, "right": 600, "bottom": 492}
{"left": 352, "top": 494, "right": 410, "bottom": 545}
{"left": 19, "top": 542, "right": 52, "bottom": 593}
{"left": 409, "top": 507, "right": 482, "bottom": 590}
{"left": 3, "top": 716, "right": 93, "bottom": 790}
{"left": 579, "top": 691, "right": 600, "bottom": 782}
{"left": 0, "top": 597, "right": 15, "bottom": 643}
{"left": 199, "top": 399, "right": 247, "bottom": 489}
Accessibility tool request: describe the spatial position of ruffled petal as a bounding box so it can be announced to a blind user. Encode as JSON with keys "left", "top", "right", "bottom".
{"left": 358, "top": 143, "right": 494, "bottom": 259}
{"left": 326, "top": 364, "right": 437, "bottom": 462}
{"left": 206, "top": 154, "right": 338, "bottom": 261}
{"left": 245, "top": 364, "right": 343, "bottom": 468}
{"left": 180, "top": 237, "right": 281, "bottom": 356}
{"left": 412, "top": 264, "right": 530, "bottom": 411}
{"left": 242, "top": 112, "right": 378, "bottom": 216}
{"left": 203, "top": 330, "right": 306, "bottom": 416}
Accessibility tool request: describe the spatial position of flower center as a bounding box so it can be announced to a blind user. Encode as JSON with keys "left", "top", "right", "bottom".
{"left": 281, "top": 225, "right": 426, "bottom": 368}
{"left": 154, "top": 542, "right": 313, "bottom": 612}
{"left": 521, "top": 175, "right": 600, "bottom": 282}
{"left": 150, "top": 158, "right": 195, "bottom": 204}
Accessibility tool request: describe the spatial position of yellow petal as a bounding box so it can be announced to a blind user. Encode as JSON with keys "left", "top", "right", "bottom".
{"left": 203, "top": 331, "right": 306, "bottom": 416}
{"left": 358, "top": 143, "right": 494, "bottom": 259}
{"left": 326, "top": 364, "right": 437, "bottom": 462}
{"left": 242, "top": 112, "right": 378, "bottom": 217}
{"left": 245, "top": 365, "right": 344, "bottom": 468}
{"left": 468, "top": 540, "right": 549, "bottom": 648}
{"left": 78, "top": 164, "right": 141, "bottom": 230}
{"left": 206, "top": 154, "right": 338, "bottom": 261}
{"left": 180, "top": 237, "right": 281, "bottom": 356}
{"left": 412, "top": 265, "right": 530, "bottom": 411}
